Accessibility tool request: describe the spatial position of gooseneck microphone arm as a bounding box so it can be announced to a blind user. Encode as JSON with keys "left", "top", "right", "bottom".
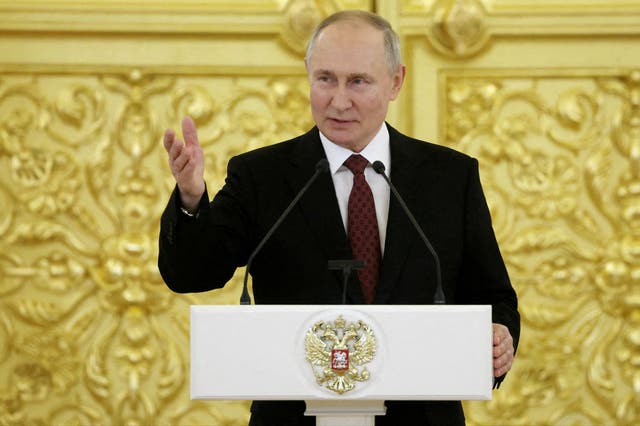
{"left": 240, "top": 159, "right": 330, "bottom": 304}
{"left": 372, "top": 161, "right": 446, "bottom": 304}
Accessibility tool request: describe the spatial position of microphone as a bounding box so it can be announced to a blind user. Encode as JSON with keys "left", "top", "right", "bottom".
{"left": 372, "top": 161, "right": 446, "bottom": 304}
{"left": 240, "top": 158, "right": 330, "bottom": 304}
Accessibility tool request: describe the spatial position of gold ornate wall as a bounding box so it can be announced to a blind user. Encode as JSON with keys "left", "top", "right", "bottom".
{"left": 1, "top": 0, "right": 639, "bottom": 425}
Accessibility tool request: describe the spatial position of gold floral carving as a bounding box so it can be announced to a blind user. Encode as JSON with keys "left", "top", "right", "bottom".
{"left": 280, "top": 0, "right": 340, "bottom": 56}
{"left": 0, "top": 67, "right": 312, "bottom": 425}
{"left": 428, "top": 0, "right": 490, "bottom": 58}
{"left": 444, "top": 70, "right": 640, "bottom": 425}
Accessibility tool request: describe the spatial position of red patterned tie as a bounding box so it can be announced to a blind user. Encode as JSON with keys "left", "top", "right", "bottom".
{"left": 344, "top": 154, "right": 381, "bottom": 304}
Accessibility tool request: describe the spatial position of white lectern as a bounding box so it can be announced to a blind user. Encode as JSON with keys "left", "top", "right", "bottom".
{"left": 191, "top": 305, "right": 492, "bottom": 426}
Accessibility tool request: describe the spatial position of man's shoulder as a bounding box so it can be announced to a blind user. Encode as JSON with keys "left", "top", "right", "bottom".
{"left": 388, "top": 124, "right": 474, "bottom": 165}
{"left": 230, "top": 127, "right": 319, "bottom": 165}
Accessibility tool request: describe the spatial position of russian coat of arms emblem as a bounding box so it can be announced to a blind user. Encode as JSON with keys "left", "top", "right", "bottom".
{"left": 304, "top": 315, "right": 376, "bottom": 394}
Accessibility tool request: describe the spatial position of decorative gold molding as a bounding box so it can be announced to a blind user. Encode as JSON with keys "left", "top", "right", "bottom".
{"left": 0, "top": 2, "right": 283, "bottom": 34}
{"left": 0, "top": 64, "right": 310, "bottom": 425}
{"left": 0, "top": 0, "right": 372, "bottom": 35}
{"left": 427, "top": 0, "right": 490, "bottom": 58}
{"left": 279, "top": 0, "right": 340, "bottom": 55}
{"left": 488, "top": 0, "right": 640, "bottom": 14}
{"left": 401, "top": 0, "right": 640, "bottom": 14}
{"left": 439, "top": 67, "right": 640, "bottom": 425}
{"left": 396, "top": 0, "right": 640, "bottom": 59}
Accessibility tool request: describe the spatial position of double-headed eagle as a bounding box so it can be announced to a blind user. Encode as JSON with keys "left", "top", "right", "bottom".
{"left": 304, "top": 315, "right": 376, "bottom": 394}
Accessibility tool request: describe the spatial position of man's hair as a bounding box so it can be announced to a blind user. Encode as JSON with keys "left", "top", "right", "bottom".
{"left": 305, "top": 10, "right": 403, "bottom": 74}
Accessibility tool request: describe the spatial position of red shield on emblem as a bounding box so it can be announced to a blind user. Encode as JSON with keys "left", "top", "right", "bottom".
{"left": 331, "top": 349, "right": 349, "bottom": 371}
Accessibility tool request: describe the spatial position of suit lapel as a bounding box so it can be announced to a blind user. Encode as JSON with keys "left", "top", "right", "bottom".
{"left": 375, "top": 126, "right": 423, "bottom": 304}
{"left": 285, "top": 128, "right": 360, "bottom": 300}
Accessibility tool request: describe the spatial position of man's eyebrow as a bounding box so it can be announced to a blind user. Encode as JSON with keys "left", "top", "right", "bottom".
{"left": 312, "top": 69, "right": 335, "bottom": 76}
{"left": 346, "top": 72, "right": 373, "bottom": 80}
{"left": 312, "top": 70, "right": 374, "bottom": 80}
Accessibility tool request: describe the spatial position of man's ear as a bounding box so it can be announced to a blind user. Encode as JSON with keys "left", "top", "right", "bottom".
{"left": 390, "top": 65, "right": 406, "bottom": 100}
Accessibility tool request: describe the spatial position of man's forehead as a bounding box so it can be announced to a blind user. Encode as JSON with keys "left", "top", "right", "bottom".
{"left": 309, "top": 26, "right": 385, "bottom": 63}
{"left": 316, "top": 20, "right": 383, "bottom": 42}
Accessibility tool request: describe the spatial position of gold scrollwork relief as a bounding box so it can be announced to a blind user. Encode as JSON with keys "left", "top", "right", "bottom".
{"left": 447, "top": 69, "right": 640, "bottom": 425}
{"left": 0, "top": 67, "right": 311, "bottom": 425}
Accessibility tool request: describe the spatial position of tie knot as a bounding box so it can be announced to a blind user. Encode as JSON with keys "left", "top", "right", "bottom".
{"left": 344, "top": 154, "right": 369, "bottom": 175}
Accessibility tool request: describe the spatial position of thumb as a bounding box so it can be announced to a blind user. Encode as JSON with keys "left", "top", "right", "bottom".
{"left": 181, "top": 116, "right": 200, "bottom": 148}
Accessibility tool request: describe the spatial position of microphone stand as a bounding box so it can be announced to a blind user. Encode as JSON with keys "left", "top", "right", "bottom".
{"left": 372, "top": 161, "right": 446, "bottom": 304}
{"left": 328, "top": 259, "right": 365, "bottom": 305}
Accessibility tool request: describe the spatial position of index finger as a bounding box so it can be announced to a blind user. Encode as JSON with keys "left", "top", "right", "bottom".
{"left": 492, "top": 323, "right": 508, "bottom": 344}
{"left": 181, "top": 116, "right": 200, "bottom": 147}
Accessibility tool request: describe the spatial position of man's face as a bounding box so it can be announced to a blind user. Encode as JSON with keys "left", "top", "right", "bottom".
{"left": 306, "top": 21, "right": 405, "bottom": 152}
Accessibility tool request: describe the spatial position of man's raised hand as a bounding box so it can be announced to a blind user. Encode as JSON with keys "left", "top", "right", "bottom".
{"left": 163, "top": 116, "right": 205, "bottom": 212}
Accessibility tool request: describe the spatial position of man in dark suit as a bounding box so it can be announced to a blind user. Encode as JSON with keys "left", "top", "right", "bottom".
{"left": 159, "top": 10, "right": 519, "bottom": 426}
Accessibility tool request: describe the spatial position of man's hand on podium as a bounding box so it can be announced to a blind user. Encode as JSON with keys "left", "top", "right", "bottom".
{"left": 492, "top": 323, "right": 514, "bottom": 378}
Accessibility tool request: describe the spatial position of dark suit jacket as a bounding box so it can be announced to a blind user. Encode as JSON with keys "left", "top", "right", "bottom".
{"left": 158, "top": 124, "right": 520, "bottom": 426}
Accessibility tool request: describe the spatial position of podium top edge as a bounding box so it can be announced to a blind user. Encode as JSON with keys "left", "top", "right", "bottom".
{"left": 190, "top": 304, "right": 492, "bottom": 312}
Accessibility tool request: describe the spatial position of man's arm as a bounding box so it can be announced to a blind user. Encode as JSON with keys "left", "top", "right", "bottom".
{"left": 456, "top": 158, "right": 520, "bottom": 385}
{"left": 158, "top": 117, "right": 247, "bottom": 293}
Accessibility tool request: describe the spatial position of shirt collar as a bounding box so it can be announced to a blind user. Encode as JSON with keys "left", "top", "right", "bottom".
{"left": 319, "top": 123, "right": 391, "bottom": 175}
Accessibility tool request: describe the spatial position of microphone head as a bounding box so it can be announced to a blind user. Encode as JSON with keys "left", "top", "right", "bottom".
{"left": 316, "top": 158, "right": 330, "bottom": 172}
{"left": 372, "top": 160, "right": 386, "bottom": 174}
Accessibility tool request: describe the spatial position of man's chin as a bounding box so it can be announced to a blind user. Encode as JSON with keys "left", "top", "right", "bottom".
{"left": 323, "top": 132, "right": 357, "bottom": 149}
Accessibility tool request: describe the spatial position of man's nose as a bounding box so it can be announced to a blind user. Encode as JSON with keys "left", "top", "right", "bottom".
{"left": 330, "top": 84, "right": 352, "bottom": 110}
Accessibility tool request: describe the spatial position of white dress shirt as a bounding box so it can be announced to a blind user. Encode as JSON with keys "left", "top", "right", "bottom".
{"left": 319, "top": 123, "right": 391, "bottom": 254}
